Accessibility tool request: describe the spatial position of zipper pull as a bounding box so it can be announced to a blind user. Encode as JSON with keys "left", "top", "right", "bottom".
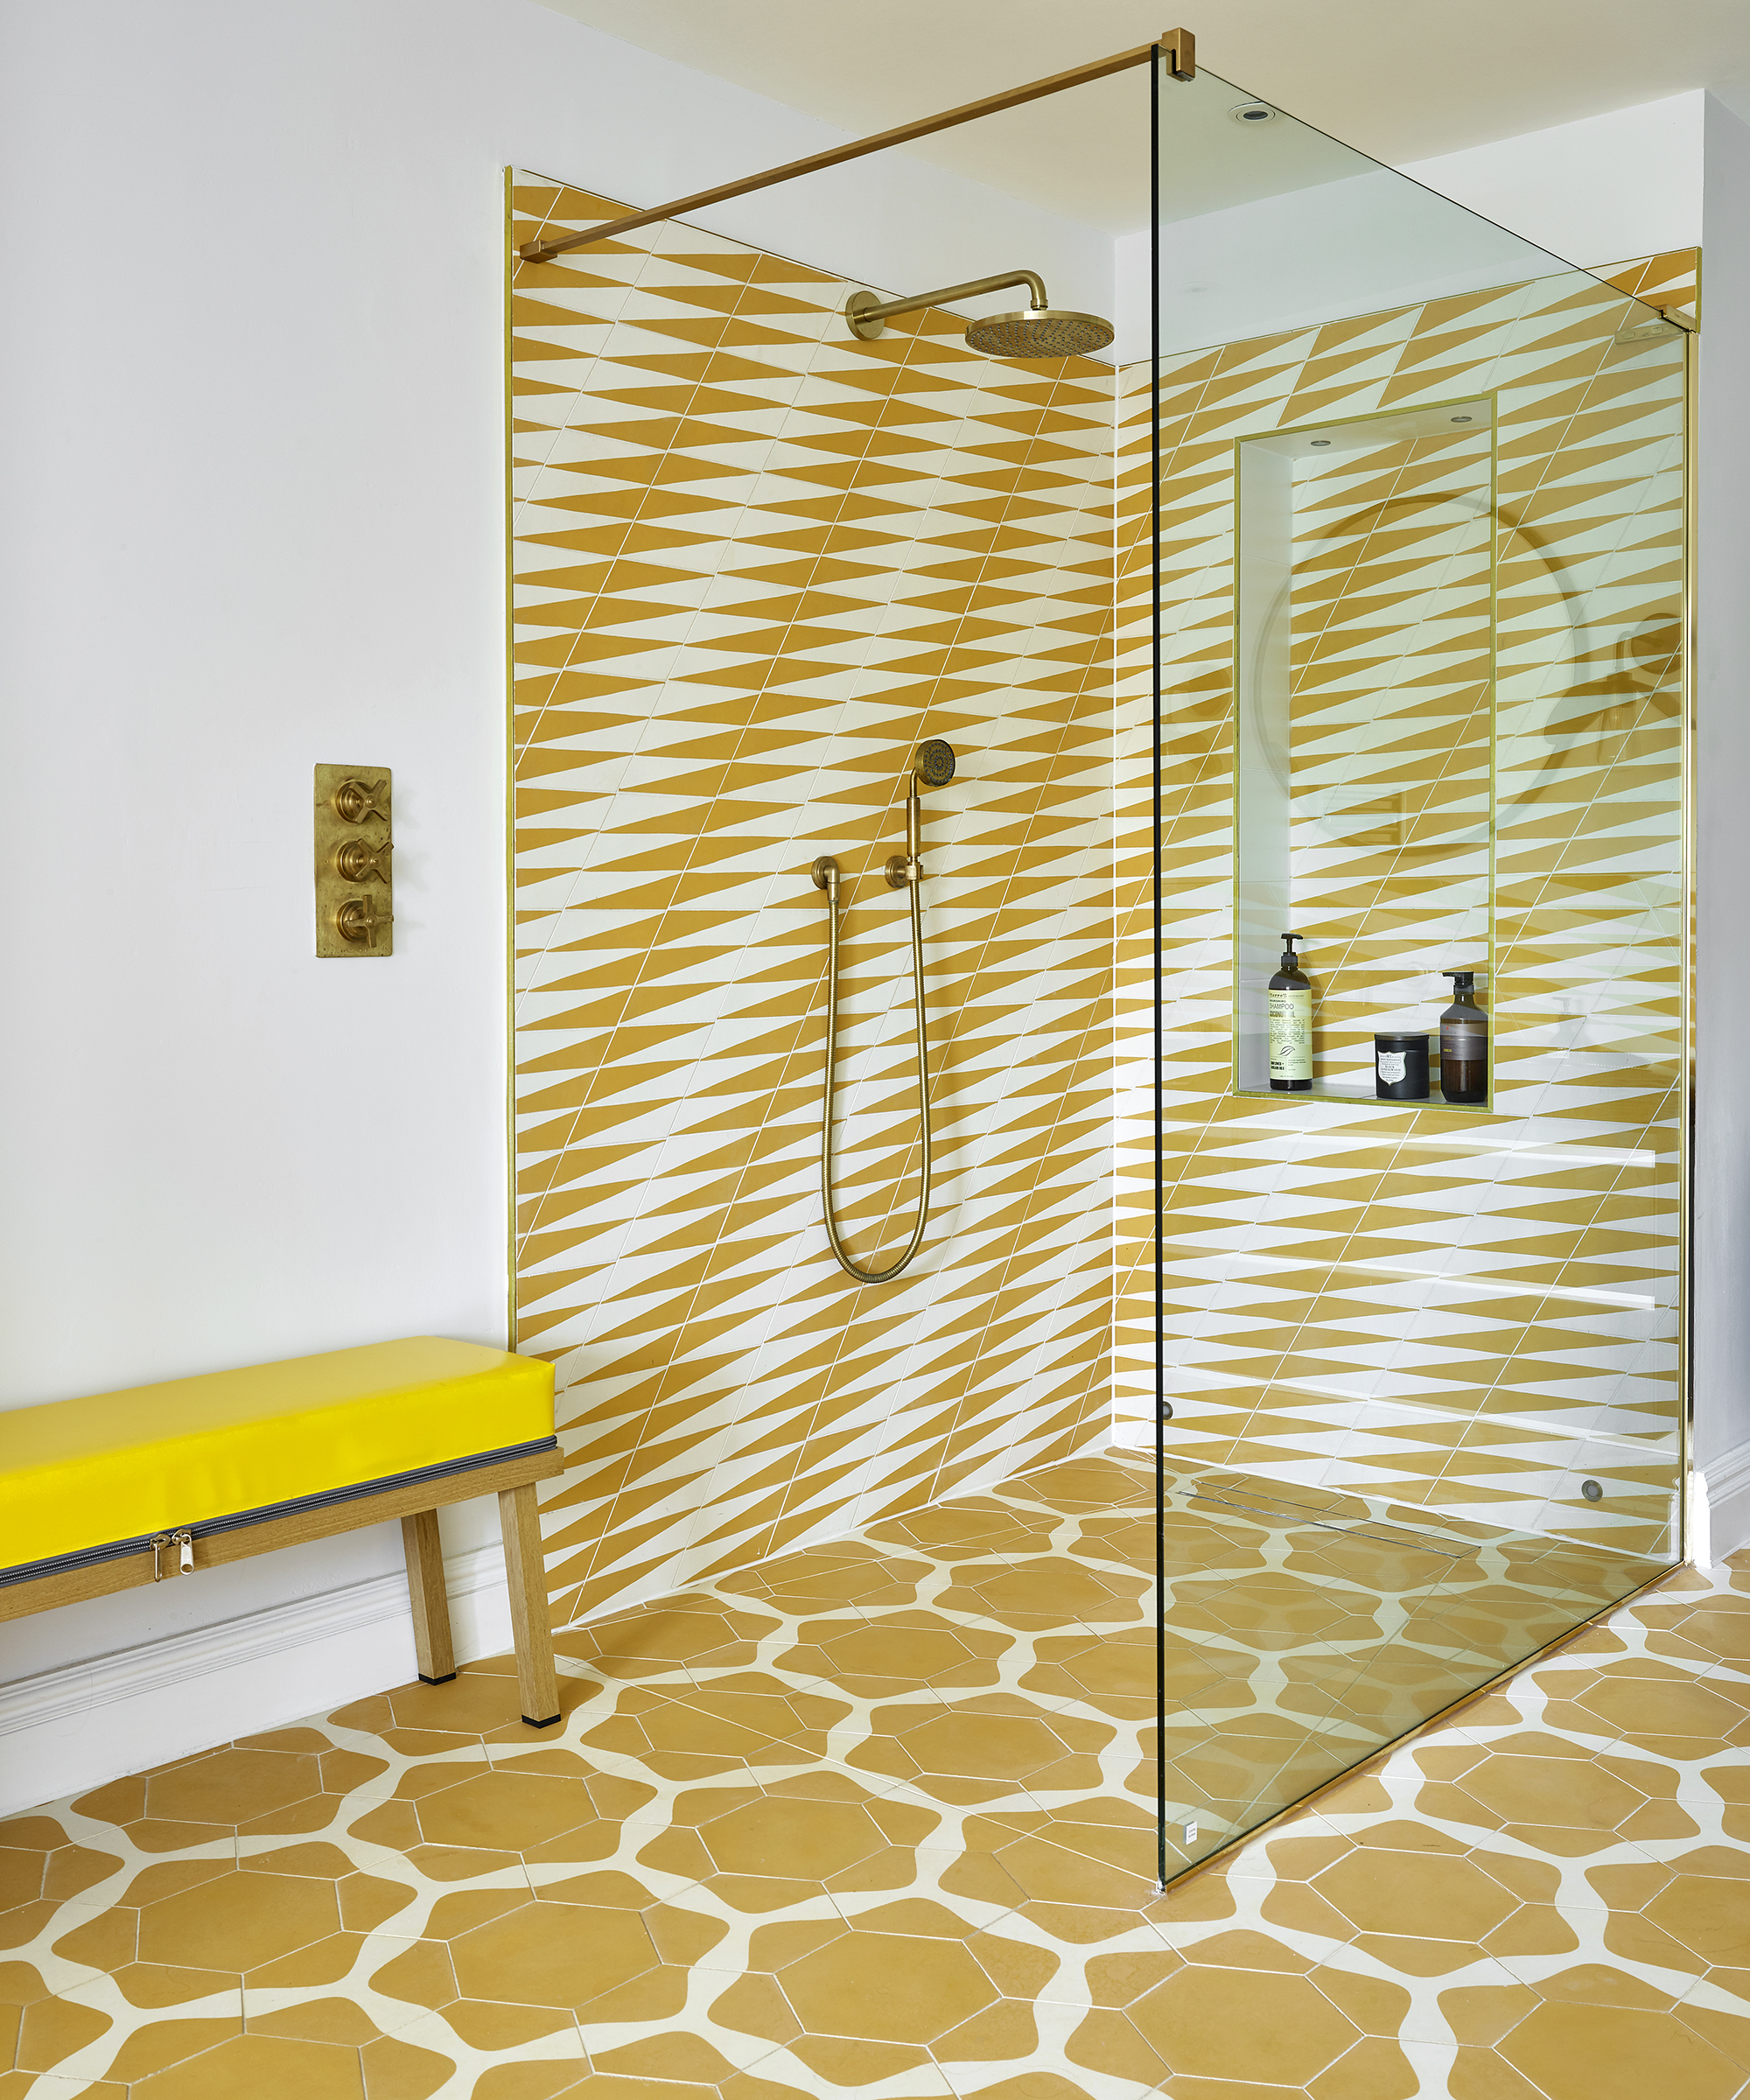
{"left": 174, "top": 1530, "right": 194, "bottom": 1573}
{"left": 150, "top": 1534, "right": 171, "bottom": 1582}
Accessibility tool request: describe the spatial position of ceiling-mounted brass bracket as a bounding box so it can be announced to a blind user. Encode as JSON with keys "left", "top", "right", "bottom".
{"left": 1161, "top": 27, "right": 1195, "bottom": 80}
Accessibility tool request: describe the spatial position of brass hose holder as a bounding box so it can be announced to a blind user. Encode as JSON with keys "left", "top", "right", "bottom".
{"left": 314, "top": 763, "right": 394, "bottom": 957}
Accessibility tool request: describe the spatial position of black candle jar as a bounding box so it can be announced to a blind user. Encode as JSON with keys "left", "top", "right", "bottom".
{"left": 1374, "top": 1031, "right": 1430, "bottom": 1101}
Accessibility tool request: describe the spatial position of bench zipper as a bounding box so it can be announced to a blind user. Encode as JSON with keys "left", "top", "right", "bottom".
{"left": 150, "top": 1530, "right": 194, "bottom": 1581}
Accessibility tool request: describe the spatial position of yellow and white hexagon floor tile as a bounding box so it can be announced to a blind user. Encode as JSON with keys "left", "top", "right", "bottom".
{"left": 2, "top": 1453, "right": 1745, "bottom": 2098}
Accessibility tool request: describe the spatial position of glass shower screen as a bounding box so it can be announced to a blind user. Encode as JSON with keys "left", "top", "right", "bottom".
{"left": 1130, "top": 49, "right": 1690, "bottom": 1882}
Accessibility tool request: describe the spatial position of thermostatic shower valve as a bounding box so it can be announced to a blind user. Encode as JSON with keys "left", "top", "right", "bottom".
{"left": 314, "top": 762, "right": 395, "bottom": 957}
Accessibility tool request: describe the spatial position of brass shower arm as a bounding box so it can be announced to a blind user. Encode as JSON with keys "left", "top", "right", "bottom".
{"left": 516, "top": 31, "right": 1195, "bottom": 264}
{"left": 845, "top": 271, "right": 1047, "bottom": 340}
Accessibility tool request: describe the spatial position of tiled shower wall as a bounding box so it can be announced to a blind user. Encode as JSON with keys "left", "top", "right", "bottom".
{"left": 509, "top": 178, "right": 1117, "bottom": 1625}
{"left": 1114, "top": 252, "right": 1696, "bottom": 1560}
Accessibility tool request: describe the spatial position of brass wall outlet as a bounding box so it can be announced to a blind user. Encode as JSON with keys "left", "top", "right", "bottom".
{"left": 315, "top": 763, "right": 394, "bottom": 957}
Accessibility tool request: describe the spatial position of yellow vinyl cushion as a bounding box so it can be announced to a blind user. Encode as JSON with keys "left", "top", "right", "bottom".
{"left": 0, "top": 1337, "right": 555, "bottom": 1572}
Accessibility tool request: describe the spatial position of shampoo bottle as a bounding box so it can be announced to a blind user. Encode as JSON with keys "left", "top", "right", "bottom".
{"left": 1439, "top": 970, "right": 1488, "bottom": 1104}
{"left": 1269, "top": 933, "right": 1312, "bottom": 1092}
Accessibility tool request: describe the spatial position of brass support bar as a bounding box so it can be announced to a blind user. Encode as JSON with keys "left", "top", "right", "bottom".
{"left": 519, "top": 30, "right": 1197, "bottom": 263}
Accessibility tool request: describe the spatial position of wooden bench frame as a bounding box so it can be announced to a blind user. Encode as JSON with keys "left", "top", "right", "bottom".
{"left": 0, "top": 1445, "right": 568, "bottom": 1728}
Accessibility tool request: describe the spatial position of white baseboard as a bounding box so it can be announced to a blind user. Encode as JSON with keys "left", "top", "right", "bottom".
{"left": 0, "top": 1544, "right": 511, "bottom": 1819}
{"left": 1690, "top": 1466, "right": 1714, "bottom": 1570}
{"left": 1701, "top": 1437, "right": 1750, "bottom": 1565}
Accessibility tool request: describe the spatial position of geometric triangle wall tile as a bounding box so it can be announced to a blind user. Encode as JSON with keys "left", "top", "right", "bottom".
{"left": 1114, "top": 250, "right": 1692, "bottom": 1562}
{"left": 513, "top": 175, "right": 1119, "bottom": 1626}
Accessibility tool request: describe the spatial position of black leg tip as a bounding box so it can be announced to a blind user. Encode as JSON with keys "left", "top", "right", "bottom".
{"left": 418, "top": 1672, "right": 458, "bottom": 1685}
{"left": 522, "top": 1712, "right": 561, "bottom": 1729}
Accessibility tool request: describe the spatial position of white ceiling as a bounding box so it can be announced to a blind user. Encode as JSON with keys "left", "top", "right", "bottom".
{"left": 535, "top": 0, "right": 1750, "bottom": 233}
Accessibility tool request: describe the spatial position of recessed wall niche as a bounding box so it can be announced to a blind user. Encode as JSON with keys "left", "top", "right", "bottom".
{"left": 1234, "top": 396, "right": 1494, "bottom": 1102}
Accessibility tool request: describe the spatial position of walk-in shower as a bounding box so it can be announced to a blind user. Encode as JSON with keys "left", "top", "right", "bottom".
{"left": 509, "top": 25, "right": 1690, "bottom": 1919}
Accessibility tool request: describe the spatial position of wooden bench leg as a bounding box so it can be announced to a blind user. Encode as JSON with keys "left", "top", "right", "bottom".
{"left": 401, "top": 1511, "right": 457, "bottom": 1684}
{"left": 499, "top": 1482, "right": 559, "bottom": 1728}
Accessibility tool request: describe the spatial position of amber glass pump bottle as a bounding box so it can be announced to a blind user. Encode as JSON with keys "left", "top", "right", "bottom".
{"left": 1439, "top": 969, "right": 1488, "bottom": 1104}
{"left": 1269, "top": 933, "right": 1312, "bottom": 1092}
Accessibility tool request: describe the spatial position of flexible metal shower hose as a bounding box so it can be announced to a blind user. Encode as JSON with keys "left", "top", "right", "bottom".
{"left": 818, "top": 863, "right": 930, "bottom": 1284}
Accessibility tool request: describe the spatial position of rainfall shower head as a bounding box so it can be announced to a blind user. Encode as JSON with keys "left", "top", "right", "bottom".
{"left": 846, "top": 270, "right": 1113, "bottom": 361}
{"left": 964, "top": 307, "right": 1114, "bottom": 358}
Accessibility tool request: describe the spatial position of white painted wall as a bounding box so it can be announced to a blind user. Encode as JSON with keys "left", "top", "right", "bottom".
{"left": 0, "top": 0, "right": 1107, "bottom": 1816}
{"left": 1113, "top": 94, "right": 1705, "bottom": 366}
{"left": 1396, "top": 92, "right": 1705, "bottom": 276}
{"left": 1115, "top": 168, "right": 1571, "bottom": 366}
{"left": 1694, "top": 94, "right": 1750, "bottom": 1559}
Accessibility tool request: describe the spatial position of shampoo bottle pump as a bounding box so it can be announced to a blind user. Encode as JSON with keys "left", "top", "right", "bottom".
{"left": 1269, "top": 933, "right": 1312, "bottom": 1093}
{"left": 1439, "top": 969, "right": 1488, "bottom": 1104}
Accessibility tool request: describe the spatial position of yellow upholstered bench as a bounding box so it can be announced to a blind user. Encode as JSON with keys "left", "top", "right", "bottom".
{"left": 0, "top": 1336, "right": 566, "bottom": 1727}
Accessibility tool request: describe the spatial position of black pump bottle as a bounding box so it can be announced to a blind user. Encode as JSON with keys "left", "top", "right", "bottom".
{"left": 1269, "top": 933, "right": 1312, "bottom": 1092}
{"left": 1439, "top": 970, "right": 1488, "bottom": 1104}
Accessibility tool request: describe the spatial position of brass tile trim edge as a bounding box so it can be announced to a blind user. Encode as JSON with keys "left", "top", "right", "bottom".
{"left": 1678, "top": 311, "right": 1698, "bottom": 1562}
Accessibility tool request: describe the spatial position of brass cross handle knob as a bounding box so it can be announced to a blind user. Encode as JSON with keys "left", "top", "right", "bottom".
{"left": 332, "top": 777, "right": 390, "bottom": 824}
{"left": 336, "top": 895, "right": 392, "bottom": 948}
{"left": 333, "top": 836, "right": 393, "bottom": 885}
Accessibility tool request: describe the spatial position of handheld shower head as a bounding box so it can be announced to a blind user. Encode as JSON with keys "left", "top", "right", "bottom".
{"left": 915, "top": 739, "right": 956, "bottom": 788}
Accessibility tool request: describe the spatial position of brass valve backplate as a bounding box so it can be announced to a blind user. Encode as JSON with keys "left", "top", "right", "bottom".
{"left": 315, "top": 763, "right": 393, "bottom": 958}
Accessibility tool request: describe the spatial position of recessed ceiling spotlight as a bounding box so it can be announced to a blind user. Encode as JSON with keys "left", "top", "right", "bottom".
{"left": 1310, "top": 438, "right": 1331, "bottom": 447}
{"left": 1229, "top": 101, "right": 1277, "bottom": 124}
{"left": 1451, "top": 414, "right": 1474, "bottom": 424}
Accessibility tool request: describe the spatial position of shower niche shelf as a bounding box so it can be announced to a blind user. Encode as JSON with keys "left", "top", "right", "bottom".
{"left": 1232, "top": 396, "right": 1495, "bottom": 1108}
{"left": 1229, "top": 1083, "right": 1491, "bottom": 1114}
